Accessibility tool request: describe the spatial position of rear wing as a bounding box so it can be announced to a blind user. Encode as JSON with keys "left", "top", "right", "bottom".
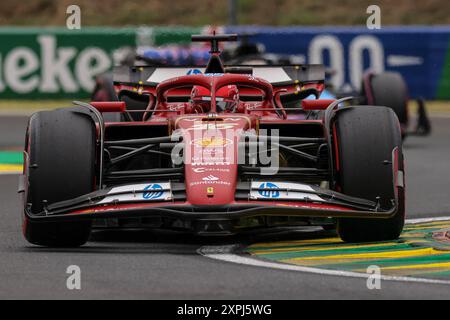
{"left": 113, "top": 64, "right": 325, "bottom": 88}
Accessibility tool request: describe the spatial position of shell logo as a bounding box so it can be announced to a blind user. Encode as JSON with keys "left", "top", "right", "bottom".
{"left": 192, "top": 137, "right": 232, "bottom": 148}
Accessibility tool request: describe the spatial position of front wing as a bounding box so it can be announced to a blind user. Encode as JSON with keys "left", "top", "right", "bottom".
{"left": 22, "top": 180, "right": 401, "bottom": 234}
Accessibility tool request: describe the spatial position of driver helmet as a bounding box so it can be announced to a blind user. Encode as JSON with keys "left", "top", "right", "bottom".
{"left": 190, "top": 86, "right": 212, "bottom": 113}
{"left": 216, "top": 85, "right": 239, "bottom": 113}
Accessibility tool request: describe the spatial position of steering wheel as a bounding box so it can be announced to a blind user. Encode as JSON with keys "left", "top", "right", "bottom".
{"left": 193, "top": 105, "right": 205, "bottom": 114}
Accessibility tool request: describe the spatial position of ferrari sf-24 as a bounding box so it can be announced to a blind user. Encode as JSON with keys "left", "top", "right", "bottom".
{"left": 20, "top": 34, "right": 405, "bottom": 247}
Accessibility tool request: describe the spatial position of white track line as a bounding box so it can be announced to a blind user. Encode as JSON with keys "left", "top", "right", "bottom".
{"left": 430, "top": 113, "right": 450, "bottom": 119}
{"left": 406, "top": 216, "right": 450, "bottom": 224}
{"left": 199, "top": 216, "right": 450, "bottom": 286}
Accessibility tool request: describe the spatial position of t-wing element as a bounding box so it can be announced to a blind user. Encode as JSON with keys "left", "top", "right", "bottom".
{"left": 192, "top": 33, "right": 239, "bottom": 74}
{"left": 191, "top": 33, "right": 238, "bottom": 54}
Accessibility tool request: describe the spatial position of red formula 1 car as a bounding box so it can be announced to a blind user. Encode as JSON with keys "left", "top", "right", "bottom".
{"left": 20, "top": 34, "right": 405, "bottom": 247}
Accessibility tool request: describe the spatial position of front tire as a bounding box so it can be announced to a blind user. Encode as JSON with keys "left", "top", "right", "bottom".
{"left": 23, "top": 109, "right": 96, "bottom": 247}
{"left": 334, "top": 106, "right": 405, "bottom": 243}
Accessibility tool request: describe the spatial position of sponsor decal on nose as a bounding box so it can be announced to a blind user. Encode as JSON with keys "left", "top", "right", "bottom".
{"left": 258, "top": 182, "right": 280, "bottom": 199}
{"left": 202, "top": 175, "right": 219, "bottom": 181}
{"left": 143, "top": 184, "right": 164, "bottom": 200}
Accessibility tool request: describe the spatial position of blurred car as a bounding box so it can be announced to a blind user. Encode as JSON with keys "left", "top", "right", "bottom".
{"left": 324, "top": 69, "right": 431, "bottom": 139}
{"left": 93, "top": 36, "right": 431, "bottom": 139}
{"left": 92, "top": 35, "right": 304, "bottom": 101}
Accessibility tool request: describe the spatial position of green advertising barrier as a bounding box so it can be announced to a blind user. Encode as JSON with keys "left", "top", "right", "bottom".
{"left": 437, "top": 42, "right": 450, "bottom": 99}
{"left": 0, "top": 27, "right": 136, "bottom": 99}
{"left": 0, "top": 26, "right": 200, "bottom": 99}
{"left": 0, "top": 26, "right": 448, "bottom": 100}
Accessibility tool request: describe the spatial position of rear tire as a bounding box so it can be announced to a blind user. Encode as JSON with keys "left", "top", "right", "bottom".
{"left": 23, "top": 109, "right": 96, "bottom": 247}
{"left": 91, "top": 73, "right": 123, "bottom": 122}
{"left": 91, "top": 73, "right": 116, "bottom": 102}
{"left": 334, "top": 106, "right": 405, "bottom": 243}
{"left": 365, "top": 72, "right": 408, "bottom": 126}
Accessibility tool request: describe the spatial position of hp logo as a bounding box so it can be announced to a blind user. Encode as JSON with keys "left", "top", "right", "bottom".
{"left": 258, "top": 182, "right": 280, "bottom": 199}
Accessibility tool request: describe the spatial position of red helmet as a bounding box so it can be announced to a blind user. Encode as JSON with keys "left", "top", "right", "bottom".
{"left": 216, "top": 85, "right": 239, "bottom": 113}
{"left": 190, "top": 86, "right": 212, "bottom": 113}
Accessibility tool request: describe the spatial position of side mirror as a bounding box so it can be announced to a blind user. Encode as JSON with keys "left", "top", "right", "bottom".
{"left": 91, "top": 101, "right": 126, "bottom": 113}
{"left": 301, "top": 99, "right": 336, "bottom": 111}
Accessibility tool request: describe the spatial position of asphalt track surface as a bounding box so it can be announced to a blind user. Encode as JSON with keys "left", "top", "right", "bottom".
{"left": 1, "top": 115, "right": 450, "bottom": 299}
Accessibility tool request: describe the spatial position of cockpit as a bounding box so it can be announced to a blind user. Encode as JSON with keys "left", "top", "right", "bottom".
{"left": 190, "top": 85, "right": 240, "bottom": 113}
